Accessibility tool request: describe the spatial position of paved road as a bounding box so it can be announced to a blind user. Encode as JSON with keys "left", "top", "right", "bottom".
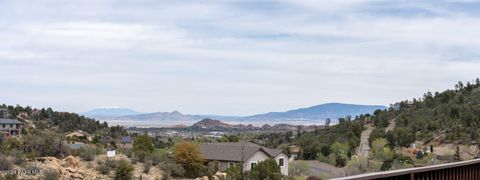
{"left": 302, "top": 160, "right": 345, "bottom": 177}
{"left": 356, "top": 126, "right": 374, "bottom": 157}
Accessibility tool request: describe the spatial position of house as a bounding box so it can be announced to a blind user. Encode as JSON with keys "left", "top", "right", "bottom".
{"left": 0, "top": 118, "right": 22, "bottom": 137}
{"left": 199, "top": 142, "right": 289, "bottom": 176}
{"left": 65, "top": 130, "right": 93, "bottom": 141}
{"left": 288, "top": 145, "right": 301, "bottom": 161}
{"left": 391, "top": 103, "right": 401, "bottom": 111}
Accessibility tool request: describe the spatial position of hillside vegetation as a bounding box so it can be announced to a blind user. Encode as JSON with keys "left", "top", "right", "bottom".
{"left": 371, "top": 78, "right": 480, "bottom": 147}
{"left": 1, "top": 104, "right": 108, "bottom": 133}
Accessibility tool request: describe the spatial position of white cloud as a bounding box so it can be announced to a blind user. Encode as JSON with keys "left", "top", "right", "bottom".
{"left": 0, "top": 0, "right": 480, "bottom": 115}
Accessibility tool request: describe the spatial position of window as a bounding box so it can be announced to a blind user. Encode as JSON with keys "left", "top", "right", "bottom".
{"left": 2, "top": 124, "right": 4, "bottom": 128}
{"left": 10, "top": 124, "right": 13, "bottom": 128}
{"left": 278, "top": 158, "right": 285, "bottom": 167}
{"left": 250, "top": 161, "right": 258, "bottom": 168}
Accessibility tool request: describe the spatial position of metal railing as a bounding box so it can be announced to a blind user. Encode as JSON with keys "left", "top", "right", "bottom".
{"left": 332, "top": 159, "right": 480, "bottom": 180}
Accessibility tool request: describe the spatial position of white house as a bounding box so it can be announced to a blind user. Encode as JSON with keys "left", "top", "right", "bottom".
{"left": 199, "top": 142, "right": 289, "bottom": 176}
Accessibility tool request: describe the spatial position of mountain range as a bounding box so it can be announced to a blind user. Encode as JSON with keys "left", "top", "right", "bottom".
{"left": 82, "top": 103, "right": 386, "bottom": 127}
{"left": 81, "top": 107, "right": 142, "bottom": 119}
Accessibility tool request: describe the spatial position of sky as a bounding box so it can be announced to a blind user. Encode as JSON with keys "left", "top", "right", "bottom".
{"left": 1, "top": 0, "right": 480, "bottom": 116}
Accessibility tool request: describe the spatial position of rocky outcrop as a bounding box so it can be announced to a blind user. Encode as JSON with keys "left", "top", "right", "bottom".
{"left": 191, "top": 119, "right": 232, "bottom": 129}
{"left": 19, "top": 156, "right": 98, "bottom": 180}
{"left": 194, "top": 172, "right": 227, "bottom": 180}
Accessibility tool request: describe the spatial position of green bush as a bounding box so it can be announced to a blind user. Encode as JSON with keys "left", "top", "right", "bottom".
{"left": 116, "top": 159, "right": 134, "bottom": 180}
{"left": 147, "top": 149, "right": 164, "bottom": 165}
{"left": 133, "top": 133, "right": 155, "bottom": 162}
{"left": 226, "top": 164, "right": 242, "bottom": 180}
{"left": 249, "top": 159, "right": 282, "bottom": 180}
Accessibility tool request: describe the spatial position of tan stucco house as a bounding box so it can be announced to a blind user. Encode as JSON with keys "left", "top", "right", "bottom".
{"left": 199, "top": 142, "right": 289, "bottom": 176}
{"left": 65, "top": 130, "right": 93, "bottom": 141}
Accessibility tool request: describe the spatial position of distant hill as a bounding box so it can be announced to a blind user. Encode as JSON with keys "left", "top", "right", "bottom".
{"left": 82, "top": 107, "right": 141, "bottom": 119}
{"left": 92, "top": 103, "right": 385, "bottom": 126}
{"left": 242, "top": 103, "right": 386, "bottom": 123}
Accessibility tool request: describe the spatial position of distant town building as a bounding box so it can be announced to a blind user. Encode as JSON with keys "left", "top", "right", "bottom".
{"left": 199, "top": 142, "right": 289, "bottom": 176}
{"left": 0, "top": 118, "right": 22, "bottom": 137}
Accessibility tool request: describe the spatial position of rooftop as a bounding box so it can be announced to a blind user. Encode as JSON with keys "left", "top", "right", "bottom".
{"left": 199, "top": 142, "right": 286, "bottom": 162}
{"left": 0, "top": 118, "right": 21, "bottom": 124}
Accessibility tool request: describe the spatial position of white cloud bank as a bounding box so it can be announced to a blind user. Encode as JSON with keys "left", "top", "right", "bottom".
{"left": 1, "top": 0, "right": 480, "bottom": 115}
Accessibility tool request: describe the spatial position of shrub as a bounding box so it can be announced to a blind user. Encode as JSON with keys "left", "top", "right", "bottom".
{"left": 43, "top": 169, "right": 60, "bottom": 180}
{"left": 144, "top": 160, "right": 152, "bottom": 174}
{"left": 0, "top": 154, "right": 13, "bottom": 171}
{"left": 226, "top": 164, "right": 242, "bottom": 180}
{"left": 148, "top": 149, "right": 164, "bottom": 166}
{"left": 105, "top": 159, "right": 117, "bottom": 168}
{"left": 116, "top": 159, "right": 134, "bottom": 180}
{"left": 10, "top": 149, "right": 25, "bottom": 165}
{"left": 249, "top": 159, "right": 282, "bottom": 180}
{"left": 96, "top": 164, "right": 111, "bottom": 175}
{"left": 160, "top": 161, "right": 185, "bottom": 178}
{"left": 80, "top": 147, "right": 96, "bottom": 161}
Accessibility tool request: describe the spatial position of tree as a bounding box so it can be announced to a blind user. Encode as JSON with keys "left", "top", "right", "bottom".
{"left": 133, "top": 133, "right": 155, "bottom": 162}
{"left": 249, "top": 159, "right": 282, "bottom": 180}
{"left": 325, "top": 118, "right": 331, "bottom": 128}
{"left": 116, "top": 159, "right": 134, "bottom": 180}
{"left": 226, "top": 164, "right": 242, "bottom": 180}
{"left": 330, "top": 142, "right": 349, "bottom": 167}
{"left": 371, "top": 138, "right": 394, "bottom": 161}
{"left": 173, "top": 141, "right": 205, "bottom": 178}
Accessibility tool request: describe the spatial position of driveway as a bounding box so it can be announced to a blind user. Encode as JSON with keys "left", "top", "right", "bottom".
{"left": 302, "top": 160, "right": 345, "bottom": 177}
{"left": 356, "top": 126, "right": 374, "bottom": 157}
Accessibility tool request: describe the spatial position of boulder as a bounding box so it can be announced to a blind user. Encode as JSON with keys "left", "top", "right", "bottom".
{"left": 64, "top": 156, "right": 81, "bottom": 168}
{"left": 215, "top": 172, "right": 227, "bottom": 180}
